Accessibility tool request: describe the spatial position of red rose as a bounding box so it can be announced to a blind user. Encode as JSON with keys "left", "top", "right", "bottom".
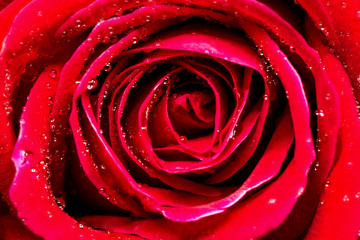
{"left": 0, "top": 0, "right": 359, "bottom": 239}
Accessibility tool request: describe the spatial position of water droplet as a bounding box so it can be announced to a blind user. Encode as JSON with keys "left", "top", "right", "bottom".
{"left": 179, "top": 136, "right": 188, "bottom": 143}
{"left": 30, "top": 168, "right": 38, "bottom": 180}
{"left": 268, "top": 198, "right": 276, "bottom": 204}
{"left": 20, "top": 150, "right": 33, "bottom": 165}
{"left": 341, "top": 2, "right": 347, "bottom": 8}
{"left": 103, "top": 36, "right": 110, "bottom": 43}
{"left": 56, "top": 198, "right": 66, "bottom": 210}
{"left": 115, "top": 8, "right": 123, "bottom": 16}
{"left": 99, "top": 187, "right": 106, "bottom": 194}
{"left": 346, "top": 161, "right": 354, "bottom": 169}
{"left": 315, "top": 109, "right": 324, "bottom": 117}
{"left": 48, "top": 69, "right": 57, "bottom": 79}
{"left": 297, "top": 187, "right": 304, "bottom": 196}
{"left": 324, "top": 180, "right": 331, "bottom": 188}
{"left": 318, "top": 23, "right": 325, "bottom": 31}
{"left": 110, "top": 35, "right": 118, "bottom": 43}
{"left": 133, "top": 36, "right": 138, "bottom": 44}
{"left": 325, "top": 93, "right": 331, "bottom": 101}
{"left": 104, "top": 63, "right": 112, "bottom": 72}
{"left": 132, "top": 82, "right": 137, "bottom": 88}
{"left": 343, "top": 195, "right": 350, "bottom": 202}
{"left": 87, "top": 78, "right": 98, "bottom": 90}
{"left": 356, "top": 11, "right": 360, "bottom": 18}
{"left": 163, "top": 77, "right": 170, "bottom": 85}
{"left": 313, "top": 161, "right": 320, "bottom": 171}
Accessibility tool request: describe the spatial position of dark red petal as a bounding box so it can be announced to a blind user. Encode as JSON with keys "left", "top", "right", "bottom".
{"left": 262, "top": 24, "right": 341, "bottom": 240}
{"left": 9, "top": 66, "right": 134, "bottom": 239}
{"left": 304, "top": 20, "right": 360, "bottom": 240}
{"left": 0, "top": 0, "right": 32, "bottom": 44}
{"left": 299, "top": 0, "right": 360, "bottom": 101}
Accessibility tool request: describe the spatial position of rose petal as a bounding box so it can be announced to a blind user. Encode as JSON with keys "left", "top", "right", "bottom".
{"left": 9, "top": 65, "right": 131, "bottom": 239}
{"left": 299, "top": 0, "right": 360, "bottom": 101}
{"left": 304, "top": 19, "right": 360, "bottom": 240}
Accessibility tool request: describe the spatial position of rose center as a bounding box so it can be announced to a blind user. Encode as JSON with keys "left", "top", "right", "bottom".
{"left": 168, "top": 84, "right": 216, "bottom": 139}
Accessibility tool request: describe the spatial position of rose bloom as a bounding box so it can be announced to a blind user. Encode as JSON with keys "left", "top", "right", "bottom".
{"left": 0, "top": 0, "right": 359, "bottom": 239}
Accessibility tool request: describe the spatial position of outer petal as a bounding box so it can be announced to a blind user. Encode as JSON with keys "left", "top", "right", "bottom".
{"left": 304, "top": 19, "right": 360, "bottom": 240}
{"left": 9, "top": 66, "right": 141, "bottom": 239}
{"left": 299, "top": 0, "right": 360, "bottom": 101}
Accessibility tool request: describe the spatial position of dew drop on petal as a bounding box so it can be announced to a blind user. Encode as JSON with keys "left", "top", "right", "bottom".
{"left": 56, "top": 198, "right": 66, "bottom": 210}
{"left": 346, "top": 161, "right": 354, "bottom": 169}
{"left": 325, "top": 93, "right": 331, "bottom": 101}
{"left": 297, "top": 187, "right": 304, "bottom": 196}
{"left": 324, "top": 180, "right": 331, "bottom": 188}
{"left": 48, "top": 69, "right": 57, "bottom": 79}
{"left": 268, "top": 198, "right": 276, "bottom": 204}
{"left": 180, "top": 136, "right": 188, "bottom": 143}
{"left": 20, "top": 150, "right": 33, "bottom": 165}
{"left": 30, "top": 168, "right": 38, "bottom": 180}
{"left": 110, "top": 35, "right": 118, "bottom": 43}
{"left": 104, "top": 63, "right": 112, "bottom": 72}
{"left": 99, "top": 187, "right": 106, "bottom": 194}
{"left": 315, "top": 109, "right": 324, "bottom": 117}
{"left": 103, "top": 36, "right": 110, "bottom": 43}
{"left": 87, "top": 78, "right": 98, "bottom": 90}
{"left": 133, "top": 37, "right": 138, "bottom": 44}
